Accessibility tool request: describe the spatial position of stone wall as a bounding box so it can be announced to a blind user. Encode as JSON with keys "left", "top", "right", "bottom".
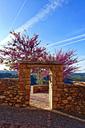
{"left": 0, "top": 78, "right": 85, "bottom": 117}
{"left": 32, "top": 85, "right": 49, "bottom": 93}
{"left": 56, "top": 83, "right": 85, "bottom": 116}
{"left": 0, "top": 78, "right": 29, "bottom": 107}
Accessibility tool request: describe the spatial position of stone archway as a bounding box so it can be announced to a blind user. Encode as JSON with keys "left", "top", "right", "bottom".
{"left": 18, "top": 61, "right": 63, "bottom": 110}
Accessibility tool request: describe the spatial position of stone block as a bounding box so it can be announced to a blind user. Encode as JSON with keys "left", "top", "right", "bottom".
{"left": 33, "top": 85, "right": 49, "bottom": 93}
{"left": 62, "top": 100, "right": 68, "bottom": 104}
{"left": 67, "top": 96, "right": 72, "bottom": 101}
{"left": 52, "top": 102, "right": 61, "bottom": 109}
{"left": 53, "top": 97, "right": 59, "bottom": 102}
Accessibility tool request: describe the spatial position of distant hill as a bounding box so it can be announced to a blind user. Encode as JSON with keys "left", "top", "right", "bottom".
{"left": 0, "top": 70, "right": 85, "bottom": 82}
{"left": 72, "top": 73, "right": 85, "bottom": 76}
{"left": 0, "top": 70, "right": 17, "bottom": 74}
{"left": 0, "top": 70, "right": 18, "bottom": 78}
{"left": 70, "top": 73, "right": 85, "bottom": 81}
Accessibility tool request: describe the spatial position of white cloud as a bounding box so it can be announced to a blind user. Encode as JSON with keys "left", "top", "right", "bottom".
{"left": 76, "top": 56, "right": 85, "bottom": 73}
{"left": 0, "top": 64, "right": 9, "bottom": 70}
{"left": 0, "top": 34, "right": 13, "bottom": 48}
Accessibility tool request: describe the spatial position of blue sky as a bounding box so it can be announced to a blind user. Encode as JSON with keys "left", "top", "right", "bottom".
{"left": 0, "top": 0, "right": 85, "bottom": 71}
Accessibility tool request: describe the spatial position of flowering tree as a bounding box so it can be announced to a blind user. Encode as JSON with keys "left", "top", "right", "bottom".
{"left": 0, "top": 32, "right": 78, "bottom": 78}
{"left": 54, "top": 50, "right": 78, "bottom": 78}
{"left": 0, "top": 32, "right": 48, "bottom": 70}
{"left": 39, "top": 50, "right": 78, "bottom": 79}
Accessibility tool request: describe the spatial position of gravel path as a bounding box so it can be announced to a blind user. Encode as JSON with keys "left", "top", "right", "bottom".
{"left": 30, "top": 93, "right": 49, "bottom": 109}
{"left": 0, "top": 93, "right": 84, "bottom": 128}
{"left": 0, "top": 105, "right": 84, "bottom": 128}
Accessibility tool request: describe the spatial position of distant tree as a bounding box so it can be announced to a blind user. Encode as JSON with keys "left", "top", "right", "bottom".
{"left": 0, "top": 32, "right": 78, "bottom": 79}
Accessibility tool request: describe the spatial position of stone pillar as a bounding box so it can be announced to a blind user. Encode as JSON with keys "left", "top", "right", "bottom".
{"left": 18, "top": 63, "right": 30, "bottom": 103}
{"left": 49, "top": 64, "right": 63, "bottom": 109}
{"left": 25, "top": 67, "right": 30, "bottom": 97}
{"left": 18, "top": 63, "right": 25, "bottom": 94}
{"left": 49, "top": 68, "right": 53, "bottom": 109}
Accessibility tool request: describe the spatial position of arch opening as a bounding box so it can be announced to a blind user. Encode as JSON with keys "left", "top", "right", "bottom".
{"left": 18, "top": 62, "right": 63, "bottom": 110}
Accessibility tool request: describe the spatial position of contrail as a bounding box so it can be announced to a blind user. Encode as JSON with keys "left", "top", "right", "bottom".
{"left": 16, "top": 0, "right": 65, "bottom": 32}
{"left": 10, "top": 0, "right": 28, "bottom": 30}
{"left": 53, "top": 37, "right": 85, "bottom": 47}
{"left": 0, "top": 0, "right": 66, "bottom": 45}
{"left": 46, "top": 33, "right": 85, "bottom": 47}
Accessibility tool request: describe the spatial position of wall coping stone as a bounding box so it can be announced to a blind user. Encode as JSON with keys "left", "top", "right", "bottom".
{"left": 18, "top": 61, "right": 63, "bottom": 65}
